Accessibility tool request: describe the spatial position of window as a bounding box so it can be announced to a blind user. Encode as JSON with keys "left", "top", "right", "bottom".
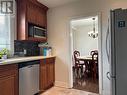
{"left": 0, "top": 15, "right": 11, "bottom": 51}
{"left": 0, "top": 0, "right": 16, "bottom": 56}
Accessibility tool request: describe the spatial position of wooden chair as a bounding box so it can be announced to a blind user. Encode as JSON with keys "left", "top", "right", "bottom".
{"left": 90, "top": 50, "right": 98, "bottom": 56}
{"left": 86, "top": 50, "right": 98, "bottom": 78}
{"left": 73, "top": 50, "right": 84, "bottom": 78}
{"left": 91, "top": 51, "right": 98, "bottom": 80}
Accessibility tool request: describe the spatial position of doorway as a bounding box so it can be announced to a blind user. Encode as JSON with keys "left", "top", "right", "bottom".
{"left": 69, "top": 14, "right": 102, "bottom": 94}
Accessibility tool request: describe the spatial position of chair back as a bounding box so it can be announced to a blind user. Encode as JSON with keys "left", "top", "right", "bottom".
{"left": 92, "top": 51, "right": 98, "bottom": 65}
{"left": 90, "top": 50, "right": 98, "bottom": 56}
{"left": 73, "top": 50, "right": 80, "bottom": 66}
{"left": 91, "top": 51, "right": 99, "bottom": 79}
{"left": 92, "top": 51, "right": 98, "bottom": 62}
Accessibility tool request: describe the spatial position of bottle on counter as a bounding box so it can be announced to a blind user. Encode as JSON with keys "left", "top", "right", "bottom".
{"left": 39, "top": 43, "right": 52, "bottom": 56}
{"left": 46, "top": 47, "right": 52, "bottom": 56}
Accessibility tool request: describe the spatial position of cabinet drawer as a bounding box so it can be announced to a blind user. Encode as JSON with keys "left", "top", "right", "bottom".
{"left": 0, "top": 64, "right": 18, "bottom": 78}
{"left": 46, "top": 58, "right": 55, "bottom": 64}
{"left": 40, "top": 57, "right": 55, "bottom": 65}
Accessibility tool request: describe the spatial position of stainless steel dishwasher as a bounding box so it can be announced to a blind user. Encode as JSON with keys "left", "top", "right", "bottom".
{"left": 19, "top": 60, "right": 40, "bottom": 95}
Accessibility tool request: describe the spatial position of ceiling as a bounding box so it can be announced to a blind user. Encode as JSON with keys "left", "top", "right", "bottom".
{"left": 37, "top": 0, "right": 78, "bottom": 8}
{"left": 71, "top": 16, "right": 98, "bottom": 28}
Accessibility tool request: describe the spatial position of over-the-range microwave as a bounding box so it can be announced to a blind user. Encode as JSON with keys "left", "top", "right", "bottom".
{"left": 28, "top": 24, "right": 47, "bottom": 39}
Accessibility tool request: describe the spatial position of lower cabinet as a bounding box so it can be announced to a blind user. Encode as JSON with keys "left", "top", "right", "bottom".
{"left": 40, "top": 62, "right": 47, "bottom": 91}
{"left": 0, "top": 64, "right": 18, "bottom": 95}
{"left": 0, "top": 57, "right": 55, "bottom": 95}
{"left": 47, "top": 63, "right": 55, "bottom": 87}
{"left": 40, "top": 57, "right": 55, "bottom": 92}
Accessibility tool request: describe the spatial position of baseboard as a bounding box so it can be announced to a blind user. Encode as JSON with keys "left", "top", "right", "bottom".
{"left": 55, "top": 81, "right": 70, "bottom": 88}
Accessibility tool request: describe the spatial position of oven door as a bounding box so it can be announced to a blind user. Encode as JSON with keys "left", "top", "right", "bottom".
{"left": 34, "top": 26, "right": 46, "bottom": 38}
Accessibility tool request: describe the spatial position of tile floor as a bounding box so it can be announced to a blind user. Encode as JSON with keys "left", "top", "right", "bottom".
{"left": 41, "top": 87, "right": 99, "bottom": 95}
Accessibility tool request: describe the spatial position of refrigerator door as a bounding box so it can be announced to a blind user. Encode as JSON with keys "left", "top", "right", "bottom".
{"left": 112, "top": 9, "right": 127, "bottom": 95}
{"left": 110, "top": 10, "right": 116, "bottom": 95}
{"left": 105, "top": 11, "right": 114, "bottom": 95}
{"left": 105, "top": 10, "right": 115, "bottom": 95}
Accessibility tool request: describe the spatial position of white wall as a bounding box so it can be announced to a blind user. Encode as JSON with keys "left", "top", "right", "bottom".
{"left": 73, "top": 25, "right": 98, "bottom": 56}
{"left": 47, "top": 0, "right": 127, "bottom": 95}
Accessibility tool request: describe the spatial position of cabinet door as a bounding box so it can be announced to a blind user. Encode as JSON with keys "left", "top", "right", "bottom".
{"left": 40, "top": 62, "right": 47, "bottom": 91}
{"left": 47, "top": 63, "right": 54, "bottom": 87}
{"left": 39, "top": 9, "right": 47, "bottom": 27}
{"left": 40, "top": 58, "right": 55, "bottom": 91}
{"left": 41, "top": 10, "right": 47, "bottom": 27}
{"left": 0, "top": 75, "right": 17, "bottom": 95}
{"left": 0, "top": 64, "right": 18, "bottom": 95}
{"left": 35, "top": 7, "right": 47, "bottom": 27}
{"left": 27, "top": 2, "right": 47, "bottom": 27}
{"left": 27, "top": 1, "right": 36, "bottom": 24}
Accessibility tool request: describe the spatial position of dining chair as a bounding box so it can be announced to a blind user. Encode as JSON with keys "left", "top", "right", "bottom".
{"left": 73, "top": 50, "right": 84, "bottom": 78}
{"left": 84, "top": 50, "right": 98, "bottom": 78}
{"left": 91, "top": 51, "right": 98, "bottom": 80}
{"left": 90, "top": 50, "right": 98, "bottom": 56}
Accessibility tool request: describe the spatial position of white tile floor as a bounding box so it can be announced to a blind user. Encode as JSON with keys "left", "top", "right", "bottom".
{"left": 41, "top": 87, "right": 99, "bottom": 95}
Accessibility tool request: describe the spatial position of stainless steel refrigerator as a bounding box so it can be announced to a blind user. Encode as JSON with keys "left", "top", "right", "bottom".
{"left": 107, "top": 8, "right": 127, "bottom": 95}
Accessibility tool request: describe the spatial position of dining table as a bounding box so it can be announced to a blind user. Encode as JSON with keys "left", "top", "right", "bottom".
{"left": 77, "top": 55, "right": 98, "bottom": 79}
{"left": 77, "top": 55, "right": 97, "bottom": 61}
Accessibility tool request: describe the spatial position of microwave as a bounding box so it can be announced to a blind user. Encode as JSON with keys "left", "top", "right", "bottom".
{"left": 28, "top": 24, "right": 46, "bottom": 38}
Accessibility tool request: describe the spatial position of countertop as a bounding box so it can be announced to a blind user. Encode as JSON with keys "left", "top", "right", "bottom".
{"left": 0, "top": 56, "right": 55, "bottom": 65}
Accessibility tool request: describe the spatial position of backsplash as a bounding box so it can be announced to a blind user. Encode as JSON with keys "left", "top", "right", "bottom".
{"left": 14, "top": 40, "right": 40, "bottom": 56}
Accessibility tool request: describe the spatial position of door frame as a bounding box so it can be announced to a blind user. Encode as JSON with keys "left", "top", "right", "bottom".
{"left": 68, "top": 13, "right": 103, "bottom": 95}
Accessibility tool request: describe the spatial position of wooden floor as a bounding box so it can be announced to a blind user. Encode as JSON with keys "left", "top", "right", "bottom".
{"left": 73, "top": 69, "right": 99, "bottom": 93}
{"left": 73, "top": 77, "right": 99, "bottom": 93}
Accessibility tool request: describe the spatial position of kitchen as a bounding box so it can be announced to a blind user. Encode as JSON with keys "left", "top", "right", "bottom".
{"left": 0, "top": 0, "right": 55, "bottom": 95}
{"left": 0, "top": 0, "right": 127, "bottom": 95}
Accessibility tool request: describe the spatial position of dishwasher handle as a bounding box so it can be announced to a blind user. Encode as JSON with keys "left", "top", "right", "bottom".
{"left": 18, "top": 60, "right": 40, "bottom": 69}
{"left": 27, "top": 65, "right": 33, "bottom": 68}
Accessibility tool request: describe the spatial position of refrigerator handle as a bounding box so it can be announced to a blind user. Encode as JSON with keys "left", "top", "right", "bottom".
{"left": 106, "top": 19, "right": 110, "bottom": 63}
{"left": 106, "top": 72, "right": 111, "bottom": 80}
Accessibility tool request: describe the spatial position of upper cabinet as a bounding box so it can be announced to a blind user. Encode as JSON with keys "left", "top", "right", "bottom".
{"left": 17, "top": 0, "right": 48, "bottom": 42}
{"left": 27, "top": 1, "right": 47, "bottom": 27}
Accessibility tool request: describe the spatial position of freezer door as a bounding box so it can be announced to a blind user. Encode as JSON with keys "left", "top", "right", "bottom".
{"left": 113, "top": 9, "right": 127, "bottom": 95}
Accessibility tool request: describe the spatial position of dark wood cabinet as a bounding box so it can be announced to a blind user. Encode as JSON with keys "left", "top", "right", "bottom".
{"left": 17, "top": 0, "right": 48, "bottom": 42}
{"left": 40, "top": 61, "right": 47, "bottom": 91}
{"left": 27, "top": 1, "right": 47, "bottom": 26}
{"left": 47, "top": 63, "right": 55, "bottom": 87}
{"left": 40, "top": 57, "right": 55, "bottom": 92}
{"left": 27, "top": 1, "right": 37, "bottom": 24}
{"left": 0, "top": 64, "right": 18, "bottom": 95}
